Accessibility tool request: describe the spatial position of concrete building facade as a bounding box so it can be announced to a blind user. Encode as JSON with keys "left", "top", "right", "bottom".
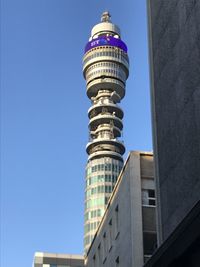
{"left": 83, "top": 12, "right": 129, "bottom": 252}
{"left": 147, "top": 0, "right": 200, "bottom": 244}
{"left": 33, "top": 252, "right": 84, "bottom": 267}
{"left": 85, "top": 151, "right": 156, "bottom": 267}
{"left": 146, "top": 1, "right": 200, "bottom": 266}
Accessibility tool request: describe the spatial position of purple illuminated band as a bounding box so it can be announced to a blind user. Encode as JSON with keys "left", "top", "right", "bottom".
{"left": 84, "top": 36, "right": 128, "bottom": 53}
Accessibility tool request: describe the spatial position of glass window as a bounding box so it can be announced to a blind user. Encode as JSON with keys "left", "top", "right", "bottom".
{"left": 148, "top": 189, "right": 155, "bottom": 198}
{"left": 143, "top": 232, "right": 157, "bottom": 256}
{"left": 115, "top": 256, "right": 119, "bottom": 266}
{"left": 101, "top": 185, "right": 104, "bottom": 193}
{"left": 105, "top": 186, "right": 108, "bottom": 193}
{"left": 87, "top": 167, "right": 91, "bottom": 175}
{"left": 108, "top": 164, "right": 111, "bottom": 172}
{"left": 102, "top": 232, "right": 107, "bottom": 262}
{"left": 105, "top": 186, "right": 109, "bottom": 193}
{"left": 105, "top": 174, "right": 108, "bottom": 182}
{"left": 112, "top": 175, "right": 115, "bottom": 183}
{"left": 142, "top": 189, "right": 156, "bottom": 206}
{"left": 149, "top": 199, "right": 156, "bottom": 206}
{"left": 84, "top": 212, "right": 88, "bottom": 221}
{"left": 114, "top": 205, "right": 119, "bottom": 238}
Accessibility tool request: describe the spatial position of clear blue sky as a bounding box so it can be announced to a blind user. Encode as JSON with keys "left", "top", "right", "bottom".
{"left": 1, "top": 1, "right": 152, "bottom": 266}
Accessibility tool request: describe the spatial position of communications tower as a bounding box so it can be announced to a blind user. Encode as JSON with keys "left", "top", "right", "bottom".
{"left": 83, "top": 12, "right": 129, "bottom": 252}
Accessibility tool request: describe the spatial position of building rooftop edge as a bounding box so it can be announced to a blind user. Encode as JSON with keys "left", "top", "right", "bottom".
{"left": 129, "top": 150, "right": 153, "bottom": 155}
{"left": 34, "top": 252, "right": 84, "bottom": 259}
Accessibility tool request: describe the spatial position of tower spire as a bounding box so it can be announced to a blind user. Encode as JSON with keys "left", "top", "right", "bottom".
{"left": 101, "top": 11, "right": 111, "bottom": 22}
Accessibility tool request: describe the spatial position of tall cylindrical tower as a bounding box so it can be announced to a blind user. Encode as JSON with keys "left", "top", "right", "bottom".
{"left": 83, "top": 11, "right": 129, "bottom": 252}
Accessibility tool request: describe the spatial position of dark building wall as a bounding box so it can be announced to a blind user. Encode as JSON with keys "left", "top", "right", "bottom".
{"left": 143, "top": 201, "right": 200, "bottom": 267}
{"left": 148, "top": 0, "right": 200, "bottom": 243}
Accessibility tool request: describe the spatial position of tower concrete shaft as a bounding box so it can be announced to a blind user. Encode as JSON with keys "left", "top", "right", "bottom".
{"left": 83, "top": 11, "right": 129, "bottom": 252}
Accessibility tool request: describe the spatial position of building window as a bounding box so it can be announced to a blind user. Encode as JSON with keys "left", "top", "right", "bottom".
{"left": 143, "top": 232, "right": 157, "bottom": 257}
{"left": 97, "top": 243, "right": 101, "bottom": 265}
{"left": 102, "top": 232, "right": 107, "bottom": 263}
{"left": 114, "top": 205, "right": 119, "bottom": 239}
{"left": 104, "top": 197, "right": 107, "bottom": 205}
{"left": 148, "top": 189, "right": 155, "bottom": 198}
{"left": 108, "top": 219, "right": 112, "bottom": 251}
{"left": 93, "top": 253, "right": 97, "bottom": 267}
{"left": 108, "top": 163, "right": 111, "bottom": 171}
{"left": 142, "top": 189, "right": 156, "bottom": 206}
{"left": 115, "top": 256, "right": 119, "bottom": 266}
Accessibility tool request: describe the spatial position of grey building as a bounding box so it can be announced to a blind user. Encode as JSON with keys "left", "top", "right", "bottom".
{"left": 83, "top": 12, "right": 129, "bottom": 252}
{"left": 85, "top": 151, "right": 156, "bottom": 267}
{"left": 33, "top": 252, "right": 84, "bottom": 267}
{"left": 146, "top": 0, "right": 200, "bottom": 266}
{"left": 147, "top": 0, "right": 200, "bottom": 244}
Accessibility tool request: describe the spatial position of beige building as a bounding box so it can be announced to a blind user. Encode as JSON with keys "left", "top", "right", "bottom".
{"left": 85, "top": 151, "right": 156, "bottom": 267}
{"left": 33, "top": 252, "right": 84, "bottom": 267}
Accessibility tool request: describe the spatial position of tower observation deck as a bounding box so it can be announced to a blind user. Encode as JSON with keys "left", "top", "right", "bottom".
{"left": 83, "top": 11, "right": 129, "bottom": 253}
